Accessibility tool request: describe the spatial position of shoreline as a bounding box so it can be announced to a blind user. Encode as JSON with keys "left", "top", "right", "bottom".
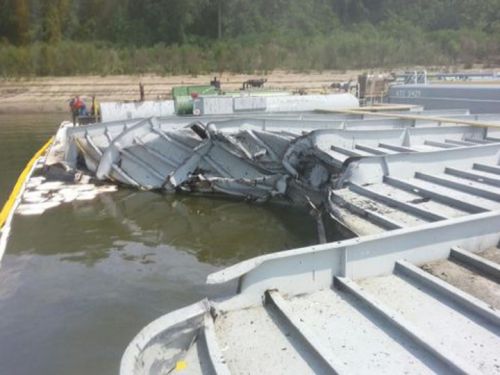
{"left": 0, "top": 71, "right": 363, "bottom": 114}
{"left": 2, "top": 68, "right": 498, "bottom": 114}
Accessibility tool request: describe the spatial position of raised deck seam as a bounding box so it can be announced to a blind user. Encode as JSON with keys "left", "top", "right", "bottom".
{"left": 450, "top": 246, "right": 500, "bottom": 282}
{"left": 394, "top": 260, "right": 500, "bottom": 327}
{"left": 445, "top": 167, "right": 500, "bottom": 187}
{"left": 384, "top": 175, "right": 488, "bottom": 213}
{"left": 349, "top": 183, "right": 446, "bottom": 221}
{"left": 415, "top": 172, "right": 500, "bottom": 201}
{"left": 334, "top": 277, "right": 480, "bottom": 375}
{"left": 265, "top": 290, "right": 348, "bottom": 375}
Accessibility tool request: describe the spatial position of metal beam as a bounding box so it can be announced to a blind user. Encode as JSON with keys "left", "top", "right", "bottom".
{"left": 445, "top": 167, "right": 500, "bottom": 188}
{"left": 266, "top": 290, "right": 347, "bottom": 375}
{"left": 473, "top": 163, "right": 500, "bottom": 175}
{"left": 395, "top": 260, "right": 500, "bottom": 327}
{"left": 349, "top": 183, "right": 447, "bottom": 221}
{"left": 378, "top": 143, "right": 416, "bottom": 152}
{"left": 331, "top": 145, "right": 365, "bottom": 157}
{"left": 450, "top": 246, "right": 500, "bottom": 282}
{"left": 383, "top": 176, "right": 488, "bottom": 213}
{"left": 355, "top": 144, "right": 389, "bottom": 155}
{"left": 331, "top": 193, "right": 404, "bottom": 230}
{"left": 334, "top": 277, "right": 480, "bottom": 375}
{"left": 415, "top": 172, "right": 500, "bottom": 201}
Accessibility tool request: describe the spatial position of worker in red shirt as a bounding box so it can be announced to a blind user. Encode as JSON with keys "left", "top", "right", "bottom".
{"left": 69, "top": 96, "right": 87, "bottom": 125}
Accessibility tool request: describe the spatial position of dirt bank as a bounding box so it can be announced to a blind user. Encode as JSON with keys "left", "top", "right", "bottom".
{"left": 0, "top": 70, "right": 366, "bottom": 114}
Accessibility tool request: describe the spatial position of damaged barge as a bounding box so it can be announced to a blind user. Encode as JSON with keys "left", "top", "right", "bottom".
{"left": 2, "top": 90, "right": 500, "bottom": 375}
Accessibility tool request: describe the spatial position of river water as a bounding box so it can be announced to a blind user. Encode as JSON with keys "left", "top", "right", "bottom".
{"left": 0, "top": 114, "right": 320, "bottom": 375}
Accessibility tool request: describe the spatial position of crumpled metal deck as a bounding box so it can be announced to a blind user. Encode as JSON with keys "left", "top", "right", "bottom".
{"left": 63, "top": 113, "right": 500, "bottom": 211}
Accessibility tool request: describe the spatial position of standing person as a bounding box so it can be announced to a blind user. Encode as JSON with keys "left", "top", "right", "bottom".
{"left": 139, "top": 83, "right": 145, "bottom": 101}
{"left": 79, "top": 98, "right": 87, "bottom": 117}
{"left": 69, "top": 96, "right": 86, "bottom": 125}
{"left": 90, "top": 96, "right": 100, "bottom": 122}
{"left": 210, "top": 76, "right": 221, "bottom": 90}
{"left": 69, "top": 96, "right": 80, "bottom": 125}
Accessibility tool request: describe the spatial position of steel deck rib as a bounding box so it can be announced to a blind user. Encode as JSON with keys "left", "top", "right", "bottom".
{"left": 395, "top": 261, "right": 500, "bottom": 327}
{"left": 354, "top": 143, "right": 389, "bottom": 155}
{"left": 445, "top": 167, "right": 500, "bottom": 187}
{"left": 349, "top": 183, "right": 447, "bottom": 221}
{"left": 334, "top": 277, "right": 478, "bottom": 375}
{"left": 266, "top": 290, "right": 347, "bottom": 375}
{"left": 383, "top": 176, "right": 489, "bottom": 213}
{"left": 331, "top": 192, "right": 405, "bottom": 230}
{"left": 282, "top": 288, "right": 440, "bottom": 373}
{"left": 414, "top": 172, "right": 500, "bottom": 201}
{"left": 330, "top": 145, "right": 366, "bottom": 157}
{"left": 473, "top": 162, "right": 500, "bottom": 175}
{"left": 378, "top": 143, "right": 416, "bottom": 152}
{"left": 450, "top": 246, "right": 500, "bottom": 282}
{"left": 214, "top": 305, "right": 317, "bottom": 374}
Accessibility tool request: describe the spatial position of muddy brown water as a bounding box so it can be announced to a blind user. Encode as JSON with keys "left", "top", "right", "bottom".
{"left": 0, "top": 114, "right": 322, "bottom": 375}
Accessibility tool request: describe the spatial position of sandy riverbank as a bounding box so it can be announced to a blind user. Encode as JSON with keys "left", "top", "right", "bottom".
{"left": 3, "top": 68, "right": 498, "bottom": 114}
{"left": 0, "top": 70, "right": 368, "bottom": 114}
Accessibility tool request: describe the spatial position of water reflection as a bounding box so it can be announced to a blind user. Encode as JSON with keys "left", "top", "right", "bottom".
{"left": 9, "top": 190, "right": 318, "bottom": 266}
{"left": 2, "top": 190, "right": 319, "bottom": 375}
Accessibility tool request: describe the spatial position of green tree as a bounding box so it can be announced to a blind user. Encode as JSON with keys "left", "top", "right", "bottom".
{"left": 14, "top": 0, "right": 30, "bottom": 44}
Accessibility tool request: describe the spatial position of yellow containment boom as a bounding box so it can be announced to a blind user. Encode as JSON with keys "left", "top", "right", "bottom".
{"left": 0, "top": 137, "right": 54, "bottom": 230}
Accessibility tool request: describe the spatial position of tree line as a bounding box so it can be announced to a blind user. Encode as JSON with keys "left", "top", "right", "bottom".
{"left": 0, "top": 0, "right": 499, "bottom": 76}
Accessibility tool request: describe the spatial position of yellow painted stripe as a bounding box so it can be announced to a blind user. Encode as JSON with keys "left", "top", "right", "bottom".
{"left": 0, "top": 137, "right": 54, "bottom": 230}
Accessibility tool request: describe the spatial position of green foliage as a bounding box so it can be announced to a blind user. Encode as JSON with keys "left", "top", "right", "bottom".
{"left": 0, "top": 0, "right": 499, "bottom": 76}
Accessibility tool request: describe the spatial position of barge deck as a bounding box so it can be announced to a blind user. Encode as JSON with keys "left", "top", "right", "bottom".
{"left": 121, "top": 211, "right": 500, "bottom": 375}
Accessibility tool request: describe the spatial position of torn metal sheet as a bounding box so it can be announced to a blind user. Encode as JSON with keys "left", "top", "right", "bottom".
{"left": 93, "top": 121, "right": 293, "bottom": 201}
